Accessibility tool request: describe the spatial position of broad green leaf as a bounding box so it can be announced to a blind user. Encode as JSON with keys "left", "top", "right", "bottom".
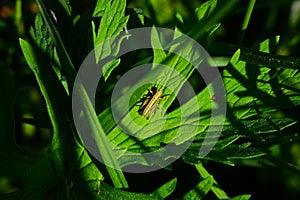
{"left": 178, "top": 176, "right": 213, "bottom": 200}
{"left": 16, "top": 34, "right": 159, "bottom": 199}
{"left": 94, "top": 26, "right": 206, "bottom": 169}
{"left": 180, "top": 37, "right": 297, "bottom": 165}
{"left": 97, "top": 26, "right": 276, "bottom": 169}
{"left": 194, "top": 37, "right": 299, "bottom": 165}
{"left": 94, "top": 0, "right": 129, "bottom": 60}
{"left": 19, "top": 38, "right": 72, "bottom": 155}
{"left": 223, "top": 50, "right": 299, "bottom": 148}
{"left": 92, "top": 0, "right": 130, "bottom": 85}
{"left": 32, "top": 0, "right": 129, "bottom": 188}
{"left": 154, "top": 27, "right": 202, "bottom": 108}
{"left": 20, "top": 37, "right": 122, "bottom": 195}
{"left": 224, "top": 46, "right": 300, "bottom": 120}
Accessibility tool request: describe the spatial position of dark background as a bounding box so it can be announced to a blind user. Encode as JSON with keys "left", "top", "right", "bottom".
{"left": 1, "top": 0, "right": 300, "bottom": 199}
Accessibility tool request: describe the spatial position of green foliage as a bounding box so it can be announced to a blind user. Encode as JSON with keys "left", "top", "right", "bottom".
{"left": 178, "top": 176, "right": 214, "bottom": 200}
{"left": 0, "top": 0, "right": 300, "bottom": 199}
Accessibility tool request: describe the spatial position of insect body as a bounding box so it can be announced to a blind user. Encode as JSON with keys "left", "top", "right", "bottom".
{"left": 138, "top": 87, "right": 165, "bottom": 119}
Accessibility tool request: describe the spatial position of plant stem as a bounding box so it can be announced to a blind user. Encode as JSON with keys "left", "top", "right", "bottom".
{"left": 14, "top": 0, "right": 24, "bottom": 36}
{"left": 195, "top": 163, "right": 229, "bottom": 199}
{"left": 237, "top": 0, "right": 256, "bottom": 44}
{"left": 210, "top": 42, "right": 300, "bottom": 69}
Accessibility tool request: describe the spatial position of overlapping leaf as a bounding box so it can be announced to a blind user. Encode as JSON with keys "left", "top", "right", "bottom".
{"left": 13, "top": 0, "right": 175, "bottom": 199}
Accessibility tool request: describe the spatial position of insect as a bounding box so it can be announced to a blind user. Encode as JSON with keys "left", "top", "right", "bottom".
{"left": 138, "top": 86, "right": 166, "bottom": 119}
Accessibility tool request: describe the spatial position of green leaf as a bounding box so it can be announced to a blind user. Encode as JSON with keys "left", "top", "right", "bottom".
{"left": 93, "top": 0, "right": 111, "bottom": 17}
{"left": 188, "top": 0, "right": 239, "bottom": 40}
{"left": 151, "top": 26, "right": 167, "bottom": 64}
{"left": 195, "top": 163, "right": 229, "bottom": 199}
{"left": 32, "top": 0, "right": 129, "bottom": 188}
{"left": 58, "top": 0, "right": 72, "bottom": 16}
{"left": 181, "top": 36, "right": 298, "bottom": 166}
{"left": 102, "top": 58, "right": 121, "bottom": 81}
{"left": 230, "top": 194, "right": 251, "bottom": 200}
{"left": 259, "top": 35, "right": 280, "bottom": 52}
{"left": 94, "top": 0, "right": 129, "bottom": 60}
{"left": 151, "top": 178, "right": 177, "bottom": 199}
{"left": 184, "top": 142, "right": 267, "bottom": 166}
{"left": 194, "top": 0, "right": 217, "bottom": 22}
{"left": 95, "top": 27, "right": 206, "bottom": 168}
{"left": 29, "top": 13, "right": 66, "bottom": 92}
{"left": 206, "top": 23, "right": 221, "bottom": 37}
{"left": 35, "top": 0, "right": 77, "bottom": 86}
{"left": 98, "top": 183, "right": 157, "bottom": 200}
{"left": 175, "top": 12, "right": 184, "bottom": 24}
{"left": 20, "top": 36, "right": 126, "bottom": 196}
{"left": 19, "top": 38, "right": 69, "bottom": 149}
{"left": 178, "top": 176, "right": 213, "bottom": 200}
{"left": 223, "top": 38, "right": 300, "bottom": 119}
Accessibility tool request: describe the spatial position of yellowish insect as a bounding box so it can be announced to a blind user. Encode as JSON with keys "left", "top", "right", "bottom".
{"left": 138, "top": 87, "right": 166, "bottom": 119}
